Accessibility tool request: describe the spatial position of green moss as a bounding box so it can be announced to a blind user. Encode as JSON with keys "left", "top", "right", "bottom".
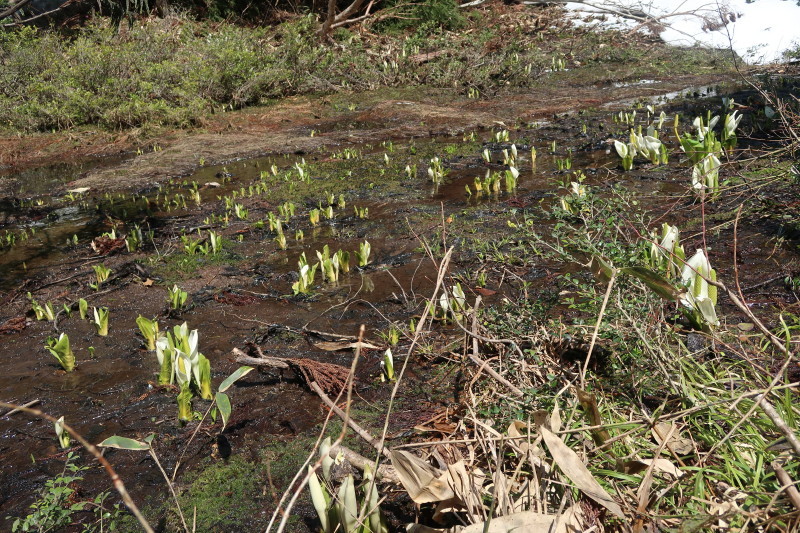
{"left": 169, "top": 456, "right": 266, "bottom": 532}
{"left": 153, "top": 250, "right": 242, "bottom": 282}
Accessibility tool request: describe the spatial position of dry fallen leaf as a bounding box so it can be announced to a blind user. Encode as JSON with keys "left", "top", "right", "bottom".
{"left": 313, "top": 340, "right": 380, "bottom": 352}
{"left": 539, "top": 425, "right": 625, "bottom": 518}
{"left": 637, "top": 458, "right": 684, "bottom": 479}
{"left": 389, "top": 450, "right": 454, "bottom": 504}
{"left": 652, "top": 422, "right": 694, "bottom": 455}
{"left": 407, "top": 505, "right": 583, "bottom": 533}
{"left": 142, "top": 278, "right": 155, "bottom": 287}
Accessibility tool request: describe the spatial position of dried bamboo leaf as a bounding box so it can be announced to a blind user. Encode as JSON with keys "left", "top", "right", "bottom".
{"left": 407, "top": 505, "right": 583, "bottom": 533}
{"left": 625, "top": 458, "right": 684, "bottom": 479}
{"left": 445, "top": 461, "right": 485, "bottom": 516}
{"left": 577, "top": 389, "right": 611, "bottom": 446}
{"left": 540, "top": 426, "right": 625, "bottom": 518}
{"left": 652, "top": 422, "right": 694, "bottom": 455}
{"left": 390, "top": 450, "right": 454, "bottom": 504}
{"left": 313, "top": 340, "right": 381, "bottom": 351}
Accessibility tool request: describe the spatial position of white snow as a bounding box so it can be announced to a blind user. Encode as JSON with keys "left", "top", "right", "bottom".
{"left": 565, "top": 0, "right": 800, "bottom": 64}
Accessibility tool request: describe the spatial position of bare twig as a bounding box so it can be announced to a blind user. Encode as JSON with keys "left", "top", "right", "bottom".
{"left": 0, "top": 399, "right": 40, "bottom": 417}
{"left": 756, "top": 394, "right": 800, "bottom": 457}
{"left": 581, "top": 270, "right": 617, "bottom": 388}
{"left": 0, "top": 402, "right": 153, "bottom": 533}
{"left": 772, "top": 460, "right": 800, "bottom": 511}
{"left": 465, "top": 296, "right": 524, "bottom": 397}
{"left": 310, "top": 381, "right": 389, "bottom": 457}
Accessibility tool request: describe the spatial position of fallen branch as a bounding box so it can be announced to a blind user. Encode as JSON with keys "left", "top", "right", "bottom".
{"left": 329, "top": 444, "right": 398, "bottom": 483}
{"left": 231, "top": 347, "right": 351, "bottom": 395}
{"left": 467, "top": 296, "right": 524, "bottom": 397}
{"left": 0, "top": 402, "right": 153, "bottom": 533}
{"left": 756, "top": 394, "right": 800, "bottom": 457}
{"left": 0, "top": 0, "right": 33, "bottom": 19}
{"left": 310, "top": 380, "right": 390, "bottom": 458}
{"left": 0, "top": 399, "right": 40, "bottom": 417}
{"left": 772, "top": 460, "right": 800, "bottom": 511}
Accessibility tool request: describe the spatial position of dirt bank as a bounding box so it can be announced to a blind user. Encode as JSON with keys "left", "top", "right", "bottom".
{"left": 1, "top": 73, "right": 739, "bottom": 196}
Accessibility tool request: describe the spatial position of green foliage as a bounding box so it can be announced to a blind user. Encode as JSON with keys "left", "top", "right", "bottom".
{"left": 7, "top": 452, "right": 123, "bottom": 533}
{"left": 45, "top": 333, "right": 75, "bottom": 372}
{"left": 0, "top": 11, "right": 728, "bottom": 134}
{"left": 373, "top": 0, "right": 465, "bottom": 34}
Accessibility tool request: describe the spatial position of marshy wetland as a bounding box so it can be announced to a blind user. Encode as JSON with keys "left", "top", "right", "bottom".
{"left": 1, "top": 6, "right": 800, "bottom": 532}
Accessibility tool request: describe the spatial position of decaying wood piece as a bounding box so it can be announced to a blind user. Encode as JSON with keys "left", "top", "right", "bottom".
{"left": 231, "top": 346, "right": 351, "bottom": 395}
{"left": 329, "top": 444, "right": 399, "bottom": 483}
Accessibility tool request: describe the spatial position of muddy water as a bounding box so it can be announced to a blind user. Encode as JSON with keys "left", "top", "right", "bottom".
{"left": 1, "top": 94, "right": 798, "bottom": 528}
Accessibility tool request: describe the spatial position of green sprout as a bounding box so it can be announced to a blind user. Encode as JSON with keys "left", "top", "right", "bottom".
{"left": 136, "top": 316, "right": 160, "bottom": 351}
{"left": 721, "top": 110, "right": 742, "bottom": 151}
{"left": 309, "top": 209, "right": 321, "bottom": 227}
{"left": 92, "top": 307, "right": 109, "bottom": 336}
{"left": 30, "top": 299, "right": 55, "bottom": 321}
{"left": 45, "top": 333, "right": 75, "bottom": 372}
{"left": 381, "top": 348, "right": 395, "bottom": 383}
{"left": 167, "top": 285, "right": 188, "bottom": 311}
{"left": 614, "top": 140, "right": 635, "bottom": 171}
{"left": 427, "top": 157, "right": 446, "bottom": 184}
{"left": 646, "top": 223, "right": 686, "bottom": 278}
{"left": 91, "top": 264, "right": 112, "bottom": 290}
{"left": 680, "top": 249, "right": 719, "bottom": 330}
{"left": 54, "top": 417, "right": 70, "bottom": 449}
{"left": 335, "top": 249, "right": 350, "bottom": 274}
{"left": 233, "top": 203, "right": 248, "bottom": 220}
{"left": 292, "top": 253, "right": 318, "bottom": 295}
{"left": 155, "top": 322, "right": 217, "bottom": 421}
{"left": 125, "top": 224, "right": 143, "bottom": 252}
{"left": 207, "top": 230, "right": 222, "bottom": 255}
{"left": 691, "top": 154, "right": 721, "bottom": 199}
{"left": 505, "top": 166, "right": 519, "bottom": 192}
{"left": 317, "top": 245, "right": 340, "bottom": 283}
{"left": 307, "top": 438, "right": 388, "bottom": 533}
{"left": 355, "top": 241, "right": 371, "bottom": 267}
{"left": 275, "top": 227, "right": 288, "bottom": 250}
{"left": 78, "top": 298, "right": 88, "bottom": 320}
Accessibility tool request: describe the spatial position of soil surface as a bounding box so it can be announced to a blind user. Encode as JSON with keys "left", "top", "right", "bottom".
{"left": 2, "top": 67, "right": 798, "bottom": 532}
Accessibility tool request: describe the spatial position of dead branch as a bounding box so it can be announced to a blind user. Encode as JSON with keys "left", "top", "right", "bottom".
{"left": 0, "top": 0, "right": 33, "bottom": 19}
{"left": 0, "top": 399, "right": 40, "bottom": 417}
{"left": 329, "top": 444, "right": 399, "bottom": 483}
{"left": 311, "top": 380, "right": 390, "bottom": 457}
{"left": 467, "top": 297, "right": 524, "bottom": 397}
{"left": 231, "top": 347, "right": 351, "bottom": 395}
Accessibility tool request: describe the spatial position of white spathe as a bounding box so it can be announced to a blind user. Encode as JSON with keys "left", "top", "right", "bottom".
{"left": 680, "top": 249, "right": 719, "bottom": 326}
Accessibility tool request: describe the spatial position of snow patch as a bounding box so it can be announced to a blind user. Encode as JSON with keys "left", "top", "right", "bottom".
{"left": 566, "top": 0, "right": 800, "bottom": 64}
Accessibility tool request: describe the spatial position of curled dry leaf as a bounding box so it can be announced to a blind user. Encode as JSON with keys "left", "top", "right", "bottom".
{"left": 652, "top": 422, "right": 694, "bottom": 455}
{"left": 407, "top": 505, "right": 583, "bottom": 533}
{"left": 390, "top": 449, "right": 454, "bottom": 504}
{"left": 636, "top": 458, "right": 684, "bottom": 479}
{"left": 507, "top": 420, "right": 544, "bottom": 459}
{"left": 539, "top": 426, "right": 625, "bottom": 518}
{"left": 313, "top": 340, "right": 381, "bottom": 352}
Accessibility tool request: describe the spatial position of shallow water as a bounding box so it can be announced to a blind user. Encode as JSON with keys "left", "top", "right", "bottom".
{"left": 1, "top": 94, "right": 798, "bottom": 527}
